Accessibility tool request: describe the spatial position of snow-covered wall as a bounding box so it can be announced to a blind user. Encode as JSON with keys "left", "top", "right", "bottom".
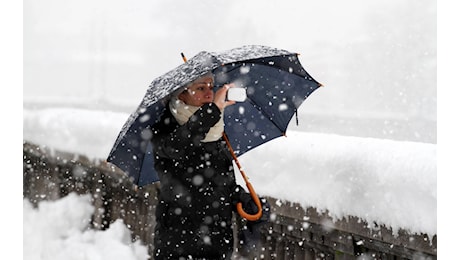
{"left": 238, "top": 132, "right": 436, "bottom": 238}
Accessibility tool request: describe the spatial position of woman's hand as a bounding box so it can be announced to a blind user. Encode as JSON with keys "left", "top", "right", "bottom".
{"left": 213, "top": 84, "right": 236, "bottom": 111}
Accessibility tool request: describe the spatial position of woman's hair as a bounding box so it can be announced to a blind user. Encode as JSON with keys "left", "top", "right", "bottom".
{"left": 173, "top": 72, "right": 215, "bottom": 97}
{"left": 185, "top": 72, "right": 214, "bottom": 88}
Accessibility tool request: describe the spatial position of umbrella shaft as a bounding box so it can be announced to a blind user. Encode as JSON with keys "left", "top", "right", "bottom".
{"left": 222, "top": 133, "right": 249, "bottom": 184}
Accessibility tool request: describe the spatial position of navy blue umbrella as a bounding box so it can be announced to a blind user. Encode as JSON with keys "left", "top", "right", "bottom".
{"left": 107, "top": 45, "right": 322, "bottom": 187}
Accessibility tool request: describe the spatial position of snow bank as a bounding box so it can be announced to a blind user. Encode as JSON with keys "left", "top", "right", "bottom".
{"left": 23, "top": 193, "right": 149, "bottom": 260}
{"left": 23, "top": 107, "right": 436, "bottom": 238}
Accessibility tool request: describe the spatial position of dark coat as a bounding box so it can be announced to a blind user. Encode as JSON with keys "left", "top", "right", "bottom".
{"left": 151, "top": 102, "right": 245, "bottom": 259}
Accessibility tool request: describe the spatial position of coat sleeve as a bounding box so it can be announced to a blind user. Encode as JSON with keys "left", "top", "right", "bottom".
{"left": 153, "top": 102, "right": 222, "bottom": 160}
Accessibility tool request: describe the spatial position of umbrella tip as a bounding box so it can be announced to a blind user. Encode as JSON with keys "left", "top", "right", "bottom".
{"left": 181, "top": 52, "right": 187, "bottom": 63}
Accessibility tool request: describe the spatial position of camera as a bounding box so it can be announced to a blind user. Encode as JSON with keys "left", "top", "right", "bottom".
{"left": 227, "top": 88, "right": 247, "bottom": 102}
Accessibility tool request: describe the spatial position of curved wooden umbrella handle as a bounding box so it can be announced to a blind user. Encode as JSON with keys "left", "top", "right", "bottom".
{"left": 237, "top": 182, "right": 263, "bottom": 221}
{"left": 222, "top": 133, "right": 263, "bottom": 221}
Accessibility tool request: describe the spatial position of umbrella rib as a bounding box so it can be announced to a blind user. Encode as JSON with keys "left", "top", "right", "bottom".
{"left": 245, "top": 96, "right": 286, "bottom": 135}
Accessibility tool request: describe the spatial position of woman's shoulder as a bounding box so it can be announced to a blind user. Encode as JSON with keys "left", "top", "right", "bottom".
{"left": 152, "top": 106, "right": 178, "bottom": 133}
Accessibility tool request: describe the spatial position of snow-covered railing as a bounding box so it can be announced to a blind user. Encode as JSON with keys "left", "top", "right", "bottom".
{"left": 23, "top": 142, "right": 437, "bottom": 259}
{"left": 250, "top": 197, "right": 436, "bottom": 259}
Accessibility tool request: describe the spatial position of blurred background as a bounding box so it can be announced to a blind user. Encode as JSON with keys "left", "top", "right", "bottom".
{"left": 23, "top": 0, "right": 436, "bottom": 143}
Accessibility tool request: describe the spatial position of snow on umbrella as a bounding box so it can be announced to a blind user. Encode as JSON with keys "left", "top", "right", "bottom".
{"left": 107, "top": 45, "right": 322, "bottom": 189}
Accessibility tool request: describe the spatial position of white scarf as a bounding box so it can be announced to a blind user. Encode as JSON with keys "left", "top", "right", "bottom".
{"left": 169, "top": 96, "right": 224, "bottom": 142}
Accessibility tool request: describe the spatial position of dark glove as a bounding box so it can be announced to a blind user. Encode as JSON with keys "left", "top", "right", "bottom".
{"left": 232, "top": 185, "right": 271, "bottom": 223}
{"left": 240, "top": 194, "right": 271, "bottom": 225}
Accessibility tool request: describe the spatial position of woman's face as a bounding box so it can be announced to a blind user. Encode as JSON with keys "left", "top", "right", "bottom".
{"left": 179, "top": 76, "right": 214, "bottom": 107}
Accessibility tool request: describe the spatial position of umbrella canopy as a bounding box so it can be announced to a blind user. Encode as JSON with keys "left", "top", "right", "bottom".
{"left": 107, "top": 45, "right": 321, "bottom": 186}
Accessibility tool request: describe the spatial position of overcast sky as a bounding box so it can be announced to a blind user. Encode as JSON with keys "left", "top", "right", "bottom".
{"left": 22, "top": 0, "right": 437, "bottom": 142}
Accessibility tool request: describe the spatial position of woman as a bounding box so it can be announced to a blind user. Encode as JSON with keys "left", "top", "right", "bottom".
{"left": 151, "top": 73, "right": 252, "bottom": 259}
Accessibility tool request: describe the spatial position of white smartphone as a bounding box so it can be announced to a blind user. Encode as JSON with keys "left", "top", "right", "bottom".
{"left": 227, "top": 88, "right": 247, "bottom": 102}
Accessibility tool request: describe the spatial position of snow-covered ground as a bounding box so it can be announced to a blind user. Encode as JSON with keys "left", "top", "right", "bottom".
{"left": 23, "top": 107, "right": 436, "bottom": 240}
{"left": 23, "top": 193, "right": 149, "bottom": 260}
